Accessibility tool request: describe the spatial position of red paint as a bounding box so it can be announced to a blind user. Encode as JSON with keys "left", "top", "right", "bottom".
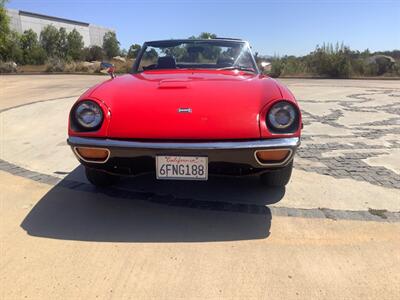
{"left": 69, "top": 69, "right": 301, "bottom": 140}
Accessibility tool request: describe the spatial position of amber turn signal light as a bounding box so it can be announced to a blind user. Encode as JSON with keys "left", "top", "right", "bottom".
{"left": 75, "top": 147, "right": 109, "bottom": 162}
{"left": 255, "top": 149, "right": 290, "bottom": 163}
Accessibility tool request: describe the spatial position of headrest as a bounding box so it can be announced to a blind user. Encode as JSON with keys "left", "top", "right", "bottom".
{"left": 157, "top": 56, "right": 176, "bottom": 69}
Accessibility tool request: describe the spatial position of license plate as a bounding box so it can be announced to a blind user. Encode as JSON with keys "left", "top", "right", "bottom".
{"left": 156, "top": 155, "right": 208, "bottom": 180}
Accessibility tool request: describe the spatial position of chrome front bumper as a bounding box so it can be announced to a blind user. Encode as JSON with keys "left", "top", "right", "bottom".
{"left": 67, "top": 136, "right": 300, "bottom": 172}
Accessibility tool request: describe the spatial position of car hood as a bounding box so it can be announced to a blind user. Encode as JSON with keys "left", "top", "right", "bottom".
{"left": 89, "top": 70, "right": 282, "bottom": 139}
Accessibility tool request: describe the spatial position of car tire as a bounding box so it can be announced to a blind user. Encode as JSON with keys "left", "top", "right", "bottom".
{"left": 260, "top": 160, "right": 293, "bottom": 187}
{"left": 85, "top": 167, "right": 119, "bottom": 187}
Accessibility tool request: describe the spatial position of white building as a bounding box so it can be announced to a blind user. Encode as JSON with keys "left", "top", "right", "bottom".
{"left": 7, "top": 9, "right": 113, "bottom": 47}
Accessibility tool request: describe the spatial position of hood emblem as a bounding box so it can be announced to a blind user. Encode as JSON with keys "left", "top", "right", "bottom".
{"left": 178, "top": 108, "right": 192, "bottom": 113}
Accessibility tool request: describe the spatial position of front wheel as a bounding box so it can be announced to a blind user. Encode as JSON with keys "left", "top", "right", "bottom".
{"left": 260, "top": 161, "right": 293, "bottom": 187}
{"left": 85, "top": 167, "right": 119, "bottom": 187}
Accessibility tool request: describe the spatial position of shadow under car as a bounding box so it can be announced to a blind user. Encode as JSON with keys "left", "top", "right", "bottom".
{"left": 21, "top": 166, "right": 285, "bottom": 243}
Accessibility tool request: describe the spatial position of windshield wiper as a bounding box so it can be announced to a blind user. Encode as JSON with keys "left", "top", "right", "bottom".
{"left": 218, "top": 66, "right": 256, "bottom": 73}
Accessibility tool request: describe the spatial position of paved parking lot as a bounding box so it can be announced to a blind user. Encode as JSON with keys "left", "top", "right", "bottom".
{"left": 0, "top": 75, "right": 399, "bottom": 299}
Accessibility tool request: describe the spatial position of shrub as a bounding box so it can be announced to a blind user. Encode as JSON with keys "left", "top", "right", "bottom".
{"left": 269, "top": 59, "right": 284, "bottom": 77}
{"left": 76, "top": 61, "right": 101, "bottom": 73}
{"left": 0, "top": 61, "right": 17, "bottom": 73}
{"left": 24, "top": 46, "right": 47, "bottom": 65}
{"left": 350, "top": 58, "right": 366, "bottom": 76}
{"left": 45, "top": 57, "right": 66, "bottom": 72}
{"left": 82, "top": 45, "right": 104, "bottom": 61}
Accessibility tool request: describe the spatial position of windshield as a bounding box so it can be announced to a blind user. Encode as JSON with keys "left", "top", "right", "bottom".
{"left": 134, "top": 40, "right": 257, "bottom": 73}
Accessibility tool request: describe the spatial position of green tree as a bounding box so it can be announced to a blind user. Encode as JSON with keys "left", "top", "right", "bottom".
{"left": 57, "top": 27, "right": 68, "bottom": 58}
{"left": 66, "top": 29, "right": 84, "bottom": 60}
{"left": 189, "top": 32, "right": 217, "bottom": 39}
{"left": 187, "top": 33, "right": 220, "bottom": 61}
{"left": 3, "top": 31, "right": 23, "bottom": 63}
{"left": 102, "top": 31, "right": 120, "bottom": 59}
{"left": 0, "top": 0, "right": 10, "bottom": 61}
{"left": 20, "top": 29, "right": 38, "bottom": 51}
{"left": 28, "top": 46, "right": 46, "bottom": 65}
{"left": 40, "top": 25, "right": 59, "bottom": 57}
{"left": 20, "top": 29, "right": 46, "bottom": 64}
{"left": 127, "top": 44, "right": 141, "bottom": 59}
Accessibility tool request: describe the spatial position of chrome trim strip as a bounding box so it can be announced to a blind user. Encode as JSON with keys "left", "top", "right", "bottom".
{"left": 68, "top": 137, "right": 300, "bottom": 150}
{"left": 73, "top": 146, "right": 111, "bottom": 164}
{"left": 254, "top": 148, "right": 294, "bottom": 167}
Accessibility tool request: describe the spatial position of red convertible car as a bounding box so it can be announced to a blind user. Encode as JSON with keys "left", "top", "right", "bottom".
{"left": 68, "top": 38, "right": 301, "bottom": 187}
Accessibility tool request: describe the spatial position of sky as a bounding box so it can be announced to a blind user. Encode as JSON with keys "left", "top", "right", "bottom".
{"left": 6, "top": 0, "right": 400, "bottom": 56}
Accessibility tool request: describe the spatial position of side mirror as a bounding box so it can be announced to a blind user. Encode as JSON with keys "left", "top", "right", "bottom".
{"left": 100, "top": 62, "right": 116, "bottom": 79}
{"left": 260, "top": 61, "right": 271, "bottom": 72}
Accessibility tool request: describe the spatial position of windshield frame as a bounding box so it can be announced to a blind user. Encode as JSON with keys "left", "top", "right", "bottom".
{"left": 131, "top": 39, "right": 260, "bottom": 74}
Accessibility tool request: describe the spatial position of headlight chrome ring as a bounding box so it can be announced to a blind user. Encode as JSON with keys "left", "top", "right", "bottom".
{"left": 267, "top": 101, "right": 298, "bottom": 133}
{"left": 73, "top": 100, "right": 103, "bottom": 130}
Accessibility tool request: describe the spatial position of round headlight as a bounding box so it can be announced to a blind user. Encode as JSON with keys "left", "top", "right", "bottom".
{"left": 74, "top": 100, "right": 103, "bottom": 130}
{"left": 267, "top": 101, "right": 297, "bottom": 132}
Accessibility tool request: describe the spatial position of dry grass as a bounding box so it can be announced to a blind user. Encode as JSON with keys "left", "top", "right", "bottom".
{"left": 17, "top": 65, "right": 47, "bottom": 73}
{"left": 13, "top": 59, "right": 135, "bottom": 74}
{"left": 111, "top": 58, "right": 135, "bottom": 73}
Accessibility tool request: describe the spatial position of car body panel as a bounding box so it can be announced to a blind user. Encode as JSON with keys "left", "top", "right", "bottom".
{"left": 90, "top": 70, "right": 282, "bottom": 139}
{"left": 69, "top": 70, "right": 300, "bottom": 140}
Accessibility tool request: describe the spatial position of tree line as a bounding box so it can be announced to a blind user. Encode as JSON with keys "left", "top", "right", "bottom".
{"left": 0, "top": 2, "right": 398, "bottom": 77}
{"left": 0, "top": 23, "right": 140, "bottom": 65}
{"left": 258, "top": 43, "right": 400, "bottom": 78}
{"left": 0, "top": 1, "right": 141, "bottom": 65}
